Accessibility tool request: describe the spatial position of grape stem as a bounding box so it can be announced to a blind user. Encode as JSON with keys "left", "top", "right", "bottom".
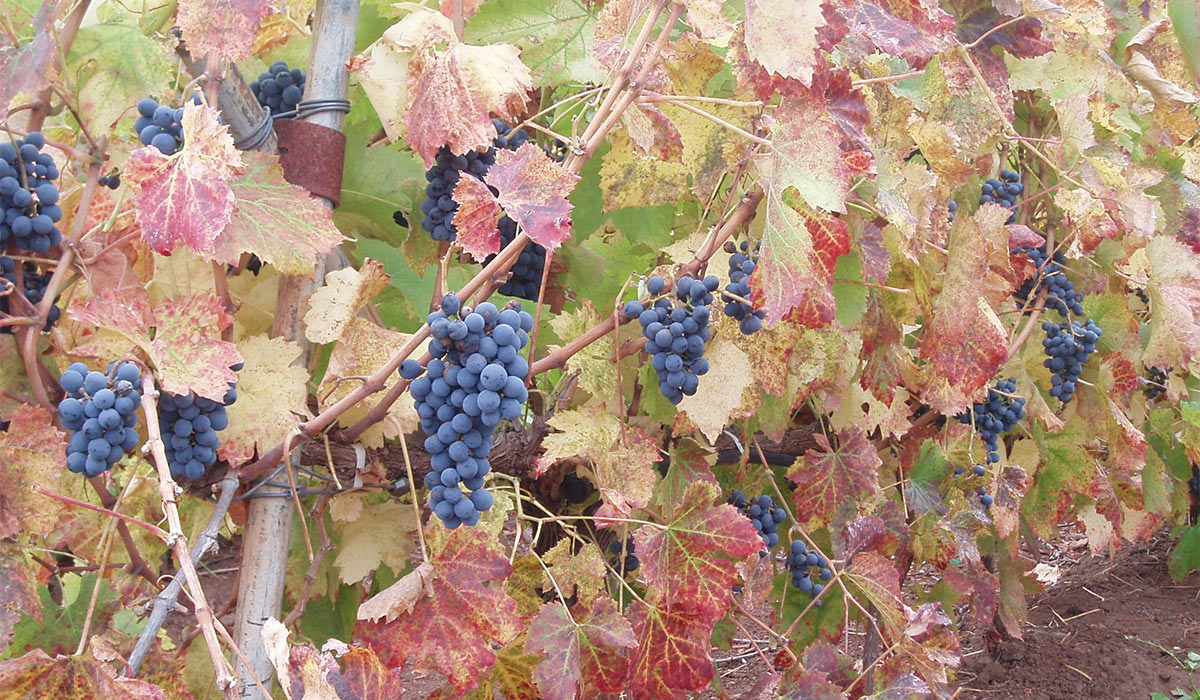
{"left": 139, "top": 376, "right": 241, "bottom": 697}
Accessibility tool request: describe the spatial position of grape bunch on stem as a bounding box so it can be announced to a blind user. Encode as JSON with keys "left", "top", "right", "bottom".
{"left": 58, "top": 362, "right": 143, "bottom": 477}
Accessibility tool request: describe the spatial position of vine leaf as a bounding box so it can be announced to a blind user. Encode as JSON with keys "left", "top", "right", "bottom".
{"left": 526, "top": 598, "right": 637, "bottom": 700}
{"left": 537, "top": 409, "right": 660, "bottom": 520}
{"left": 176, "top": 0, "right": 276, "bottom": 63}
{"left": 634, "top": 482, "right": 763, "bottom": 622}
{"left": 216, "top": 152, "right": 347, "bottom": 275}
{"left": 71, "top": 291, "right": 242, "bottom": 402}
{"left": 399, "top": 7, "right": 532, "bottom": 164}
{"left": 464, "top": 0, "right": 604, "bottom": 86}
{"left": 453, "top": 174, "right": 504, "bottom": 260}
{"left": 627, "top": 601, "right": 717, "bottom": 699}
{"left": 766, "top": 96, "right": 854, "bottom": 215}
{"left": 0, "top": 0, "right": 57, "bottom": 123}
{"left": 485, "top": 144, "right": 580, "bottom": 250}
{"left": 743, "top": 0, "right": 827, "bottom": 86}
{"left": 786, "top": 426, "right": 882, "bottom": 529}
{"left": 304, "top": 260, "right": 391, "bottom": 345}
{"left": 262, "top": 618, "right": 404, "bottom": 699}
{"left": 918, "top": 209, "right": 1009, "bottom": 415}
{"left": 1144, "top": 236, "right": 1200, "bottom": 369}
{"left": 0, "top": 545, "right": 39, "bottom": 651}
{"left": 0, "top": 647, "right": 168, "bottom": 699}
{"left": 676, "top": 336, "right": 754, "bottom": 442}
{"left": 331, "top": 499, "right": 416, "bottom": 584}
{"left": 357, "top": 527, "right": 522, "bottom": 694}
{"left": 0, "top": 405, "right": 65, "bottom": 539}
{"left": 835, "top": 0, "right": 955, "bottom": 69}
{"left": 125, "top": 103, "right": 244, "bottom": 257}
{"left": 541, "top": 540, "right": 607, "bottom": 606}
{"left": 219, "top": 334, "right": 312, "bottom": 465}
{"left": 751, "top": 190, "right": 851, "bottom": 326}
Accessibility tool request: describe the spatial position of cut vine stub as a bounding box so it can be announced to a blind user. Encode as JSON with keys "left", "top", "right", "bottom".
{"left": 273, "top": 118, "right": 346, "bottom": 206}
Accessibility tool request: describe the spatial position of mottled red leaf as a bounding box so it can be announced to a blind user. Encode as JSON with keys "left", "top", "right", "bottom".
{"left": 452, "top": 173, "right": 504, "bottom": 260}
{"left": 918, "top": 212, "right": 1009, "bottom": 415}
{"left": 743, "top": 0, "right": 828, "bottom": 87}
{"left": 404, "top": 18, "right": 532, "bottom": 165}
{"left": 215, "top": 152, "right": 346, "bottom": 275}
{"left": 526, "top": 598, "right": 636, "bottom": 700}
{"left": 836, "top": 0, "right": 955, "bottom": 69}
{"left": 0, "top": 1, "right": 59, "bottom": 122}
{"left": 1145, "top": 237, "right": 1200, "bottom": 368}
{"left": 177, "top": 0, "right": 275, "bottom": 62}
{"left": 0, "top": 649, "right": 167, "bottom": 700}
{"left": 786, "top": 666, "right": 848, "bottom": 700}
{"left": 624, "top": 103, "right": 684, "bottom": 162}
{"left": 0, "top": 405, "right": 66, "bottom": 539}
{"left": 948, "top": 0, "right": 1051, "bottom": 120}
{"left": 0, "top": 545, "right": 40, "bottom": 650}
{"left": 859, "top": 296, "right": 909, "bottom": 403}
{"left": 627, "top": 601, "right": 715, "bottom": 700}
{"left": 124, "top": 103, "right": 244, "bottom": 257}
{"left": 264, "top": 619, "right": 403, "bottom": 700}
{"left": 753, "top": 194, "right": 850, "bottom": 326}
{"left": 767, "top": 96, "right": 853, "bottom": 214}
{"left": 71, "top": 291, "right": 242, "bottom": 401}
{"left": 356, "top": 527, "right": 522, "bottom": 694}
{"left": 786, "top": 427, "right": 882, "bottom": 529}
{"left": 634, "top": 482, "right": 763, "bottom": 622}
{"left": 844, "top": 551, "right": 908, "bottom": 640}
{"left": 484, "top": 144, "right": 579, "bottom": 250}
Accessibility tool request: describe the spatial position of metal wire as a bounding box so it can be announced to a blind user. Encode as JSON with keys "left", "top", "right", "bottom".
{"left": 296, "top": 99, "right": 351, "bottom": 119}
{"left": 233, "top": 109, "right": 274, "bottom": 151}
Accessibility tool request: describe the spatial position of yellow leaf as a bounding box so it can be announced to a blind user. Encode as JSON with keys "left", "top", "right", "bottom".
{"left": 333, "top": 499, "right": 417, "bottom": 584}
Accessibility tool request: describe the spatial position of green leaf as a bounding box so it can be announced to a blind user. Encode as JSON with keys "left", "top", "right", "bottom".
{"left": 1168, "top": 524, "right": 1200, "bottom": 582}
{"left": 465, "top": 0, "right": 603, "bottom": 87}
{"left": 832, "top": 250, "right": 868, "bottom": 327}
{"left": 66, "top": 22, "right": 174, "bottom": 138}
{"left": 1169, "top": 0, "right": 1200, "bottom": 83}
{"left": 337, "top": 120, "right": 427, "bottom": 245}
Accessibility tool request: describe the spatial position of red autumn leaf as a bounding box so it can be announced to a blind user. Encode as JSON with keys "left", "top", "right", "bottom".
{"left": 835, "top": 0, "right": 955, "bottom": 69}
{"left": 767, "top": 96, "right": 854, "bottom": 214}
{"left": 214, "top": 152, "right": 347, "bottom": 275}
{"left": 0, "top": 649, "right": 168, "bottom": 700}
{"left": 786, "top": 426, "right": 882, "bottom": 529}
{"left": 627, "top": 601, "right": 717, "bottom": 699}
{"left": 71, "top": 290, "right": 242, "bottom": 401}
{"left": 452, "top": 173, "right": 504, "bottom": 260}
{"left": 918, "top": 213, "right": 1009, "bottom": 415}
{"left": 859, "top": 296, "right": 908, "bottom": 403}
{"left": 0, "top": 405, "right": 65, "bottom": 541}
{"left": 356, "top": 527, "right": 522, "bottom": 694}
{"left": 789, "top": 666, "right": 849, "bottom": 700}
{"left": 484, "top": 144, "right": 579, "bottom": 251}
{"left": 177, "top": 0, "right": 276, "bottom": 63}
{"left": 634, "top": 482, "right": 763, "bottom": 623}
{"left": 124, "top": 103, "right": 244, "bottom": 257}
{"left": 947, "top": 0, "right": 1051, "bottom": 120}
{"left": 0, "top": 1, "right": 57, "bottom": 122}
{"left": 0, "top": 546, "right": 40, "bottom": 650}
{"left": 844, "top": 551, "right": 908, "bottom": 640}
{"left": 404, "top": 21, "right": 532, "bottom": 165}
{"left": 526, "top": 598, "right": 637, "bottom": 700}
{"left": 752, "top": 194, "right": 851, "bottom": 326}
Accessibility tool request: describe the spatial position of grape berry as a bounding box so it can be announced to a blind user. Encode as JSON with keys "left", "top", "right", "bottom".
{"left": 955, "top": 378, "right": 1025, "bottom": 465}
{"left": 625, "top": 275, "right": 716, "bottom": 405}
{"left": 135, "top": 96, "right": 200, "bottom": 156}
{"left": 1012, "top": 246, "right": 1084, "bottom": 317}
{"left": 0, "top": 130, "right": 63, "bottom": 254}
{"left": 787, "top": 540, "right": 832, "bottom": 601}
{"left": 1042, "top": 319, "right": 1102, "bottom": 403}
{"left": 250, "top": 61, "right": 307, "bottom": 117}
{"left": 0, "top": 257, "right": 60, "bottom": 333}
{"left": 721, "top": 241, "right": 766, "bottom": 334}
{"left": 728, "top": 490, "right": 787, "bottom": 555}
{"left": 1144, "top": 366, "right": 1169, "bottom": 400}
{"left": 158, "top": 364, "right": 241, "bottom": 481}
{"left": 412, "top": 294, "right": 533, "bottom": 528}
{"left": 981, "top": 169, "right": 1024, "bottom": 223}
{"left": 58, "top": 362, "right": 143, "bottom": 477}
{"left": 607, "top": 538, "right": 639, "bottom": 576}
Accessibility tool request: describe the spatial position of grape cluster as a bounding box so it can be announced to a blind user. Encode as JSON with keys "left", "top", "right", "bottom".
{"left": 492, "top": 215, "right": 547, "bottom": 302}
{"left": 561, "top": 471, "right": 594, "bottom": 503}
{"left": 407, "top": 294, "right": 532, "bottom": 528}
{"left": 1012, "top": 246, "right": 1084, "bottom": 317}
{"left": 1144, "top": 366, "right": 1169, "bottom": 400}
{"left": 607, "top": 538, "right": 639, "bottom": 576}
{"left": 158, "top": 364, "right": 240, "bottom": 481}
{"left": 721, "top": 241, "right": 766, "bottom": 334}
{"left": 135, "top": 96, "right": 201, "bottom": 155}
{"left": 97, "top": 174, "right": 120, "bottom": 189}
{"left": 981, "top": 169, "right": 1024, "bottom": 223}
{"left": 1042, "top": 319, "right": 1102, "bottom": 403}
{"left": 956, "top": 378, "right": 1025, "bottom": 465}
{"left": 419, "top": 119, "right": 529, "bottom": 242}
{"left": 727, "top": 490, "right": 787, "bottom": 554}
{"left": 947, "top": 199, "right": 958, "bottom": 222}
{"left": 251, "top": 61, "right": 306, "bottom": 117}
{"left": 626, "top": 275, "right": 716, "bottom": 405}
{"left": 0, "top": 131, "right": 63, "bottom": 254}
{"left": 58, "top": 362, "right": 142, "bottom": 477}
{"left": 0, "top": 257, "right": 60, "bottom": 333}
{"left": 787, "top": 540, "right": 832, "bottom": 600}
